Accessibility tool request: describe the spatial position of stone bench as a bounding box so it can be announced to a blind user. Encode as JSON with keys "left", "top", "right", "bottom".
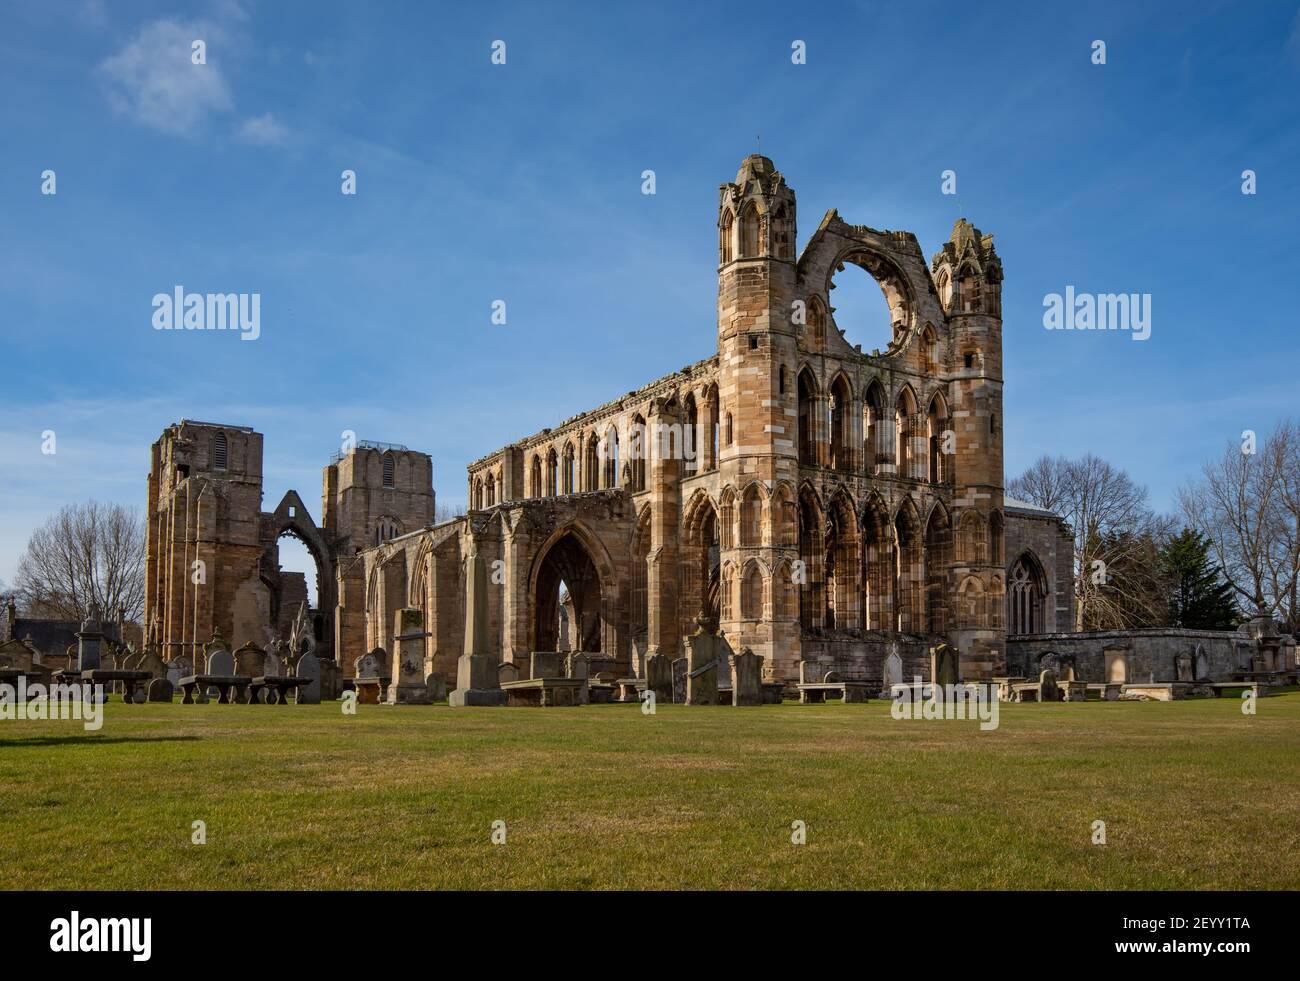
{"left": 178, "top": 674, "right": 252, "bottom": 704}
{"left": 500, "top": 677, "right": 587, "bottom": 707}
{"left": 81, "top": 669, "right": 153, "bottom": 704}
{"left": 797, "top": 681, "right": 874, "bottom": 704}
{"left": 1085, "top": 683, "right": 1124, "bottom": 701}
{"left": 1205, "top": 681, "right": 1273, "bottom": 698}
{"left": 247, "top": 676, "right": 310, "bottom": 704}
{"left": 615, "top": 678, "right": 644, "bottom": 702}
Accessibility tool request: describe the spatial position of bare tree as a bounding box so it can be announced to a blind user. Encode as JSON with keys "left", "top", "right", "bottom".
{"left": 1178, "top": 420, "right": 1299, "bottom": 632}
{"left": 12, "top": 501, "right": 145, "bottom": 623}
{"left": 1010, "top": 453, "right": 1164, "bottom": 630}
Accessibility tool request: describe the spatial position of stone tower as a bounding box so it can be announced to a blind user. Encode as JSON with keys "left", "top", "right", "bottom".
{"left": 715, "top": 154, "right": 801, "bottom": 675}
{"left": 324, "top": 442, "right": 435, "bottom": 662}
{"left": 931, "top": 220, "right": 1005, "bottom": 676}
{"left": 143, "top": 421, "right": 267, "bottom": 660}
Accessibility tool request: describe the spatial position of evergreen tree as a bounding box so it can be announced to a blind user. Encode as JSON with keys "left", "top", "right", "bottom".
{"left": 1161, "top": 527, "right": 1239, "bottom": 630}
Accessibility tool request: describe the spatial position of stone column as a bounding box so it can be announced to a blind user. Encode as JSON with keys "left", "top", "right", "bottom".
{"left": 387, "top": 607, "right": 432, "bottom": 704}
{"left": 449, "top": 546, "right": 506, "bottom": 706}
{"left": 645, "top": 398, "right": 681, "bottom": 664}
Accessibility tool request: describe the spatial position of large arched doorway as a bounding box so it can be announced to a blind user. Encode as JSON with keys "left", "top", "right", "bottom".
{"left": 532, "top": 528, "right": 604, "bottom": 653}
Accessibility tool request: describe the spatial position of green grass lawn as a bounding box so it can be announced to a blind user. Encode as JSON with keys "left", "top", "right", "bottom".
{"left": 2, "top": 694, "right": 1298, "bottom": 890}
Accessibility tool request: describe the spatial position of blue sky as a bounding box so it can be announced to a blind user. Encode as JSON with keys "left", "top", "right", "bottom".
{"left": 2, "top": 0, "right": 1298, "bottom": 596}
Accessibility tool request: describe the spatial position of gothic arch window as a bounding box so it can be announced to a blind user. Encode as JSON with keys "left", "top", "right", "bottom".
{"left": 382, "top": 452, "right": 396, "bottom": 489}
{"left": 740, "top": 483, "right": 763, "bottom": 546}
{"left": 895, "top": 387, "right": 919, "bottom": 479}
{"left": 807, "top": 296, "right": 826, "bottom": 347}
{"left": 1008, "top": 553, "right": 1045, "bottom": 635}
{"left": 774, "top": 484, "right": 797, "bottom": 547}
{"left": 957, "top": 264, "right": 982, "bottom": 314}
{"left": 719, "top": 209, "right": 734, "bottom": 264}
{"left": 212, "top": 431, "right": 228, "bottom": 472}
{"left": 957, "top": 510, "right": 988, "bottom": 564}
{"left": 921, "top": 324, "right": 939, "bottom": 374}
{"left": 684, "top": 394, "right": 698, "bottom": 473}
{"left": 375, "top": 516, "right": 402, "bottom": 545}
{"left": 959, "top": 576, "right": 987, "bottom": 628}
{"left": 562, "top": 442, "right": 576, "bottom": 495}
{"left": 629, "top": 415, "right": 646, "bottom": 491}
{"left": 924, "top": 506, "right": 952, "bottom": 634}
{"left": 864, "top": 379, "right": 887, "bottom": 471}
{"left": 545, "top": 448, "right": 558, "bottom": 497}
{"left": 936, "top": 267, "right": 953, "bottom": 311}
{"left": 706, "top": 386, "right": 719, "bottom": 469}
{"left": 988, "top": 510, "right": 1004, "bottom": 564}
{"left": 724, "top": 412, "right": 734, "bottom": 447}
{"left": 472, "top": 478, "right": 483, "bottom": 510}
{"left": 829, "top": 374, "right": 853, "bottom": 471}
{"left": 602, "top": 426, "right": 619, "bottom": 488}
{"left": 771, "top": 204, "right": 793, "bottom": 260}
{"left": 583, "top": 433, "right": 599, "bottom": 492}
{"left": 530, "top": 455, "right": 542, "bottom": 498}
{"left": 797, "top": 368, "right": 819, "bottom": 466}
{"left": 486, "top": 473, "right": 496, "bottom": 507}
{"left": 739, "top": 202, "right": 761, "bottom": 258}
{"left": 741, "top": 562, "right": 765, "bottom": 620}
{"left": 718, "top": 487, "right": 737, "bottom": 549}
{"left": 927, "top": 392, "right": 950, "bottom": 484}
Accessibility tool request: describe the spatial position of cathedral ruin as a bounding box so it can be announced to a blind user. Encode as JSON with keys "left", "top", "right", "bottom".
{"left": 142, "top": 154, "right": 1087, "bottom": 692}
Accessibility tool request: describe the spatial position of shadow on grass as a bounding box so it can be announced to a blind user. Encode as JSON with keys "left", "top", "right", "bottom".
{"left": 0, "top": 735, "right": 202, "bottom": 748}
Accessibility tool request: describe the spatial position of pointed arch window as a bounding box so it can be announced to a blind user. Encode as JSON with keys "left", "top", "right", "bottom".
{"left": 739, "top": 203, "right": 760, "bottom": 258}
{"left": 719, "top": 209, "right": 734, "bottom": 264}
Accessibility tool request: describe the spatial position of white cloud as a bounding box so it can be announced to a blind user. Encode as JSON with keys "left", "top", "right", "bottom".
{"left": 98, "top": 19, "right": 233, "bottom": 135}
{"left": 237, "top": 111, "right": 289, "bottom": 146}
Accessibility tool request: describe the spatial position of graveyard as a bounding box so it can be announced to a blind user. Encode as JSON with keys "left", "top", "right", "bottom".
{"left": 2, "top": 694, "right": 1297, "bottom": 891}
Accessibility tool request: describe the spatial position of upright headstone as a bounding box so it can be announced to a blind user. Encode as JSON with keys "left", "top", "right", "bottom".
{"left": 530, "top": 651, "right": 563, "bottom": 679}
{"left": 147, "top": 678, "right": 174, "bottom": 702}
{"left": 498, "top": 662, "right": 519, "bottom": 684}
{"left": 730, "top": 647, "right": 764, "bottom": 706}
{"left": 1037, "top": 668, "right": 1059, "bottom": 703}
{"left": 566, "top": 652, "right": 591, "bottom": 705}
{"left": 207, "top": 648, "right": 235, "bottom": 676}
{"left": 449, "top": 549, "right": 506, "bottom": 706}
{"left": 716, "top": 633, "right": 733, "bottom": 689}
{"left": 645, "top": 652, "right": 672, "bottom": 704}
{"left": 355, "top": 649, "right": 386, "bottom": 679}
{"left": 671, "top": 657, "right": 687, "bottom": 704}
{"left": 685, "top": 615, "right": 721, "bottom": 706}
{"left": 233, "top": 643, "right": 266, "bottom": 678}
{"left": 931, "top": 643, "right": 959, "bottom": 687}
{"left": 136, "top": 647, "right": 168, "bottom": 680}
{"left": 75, "top": 609, "right": 105, "bottom": 672}
{"left": 263, "top": 650, "right": 283, "bottom": 678}
{"left": 882, "top": 647, "right": 903, "bottom": 693}
{"left": 388, "top": 608, "right": 432, "bottom": 704}
{"left": 1175, "top": 651, "right": 1193, "bottom": 682}
{"left": 296, "top": 652, "right": 321, "bottom": 704}
{"left": 166, "top": 654, "right": 191, "bottom": 688}
{"left": 425, "top": 673, "right": 448, "bottom": 702}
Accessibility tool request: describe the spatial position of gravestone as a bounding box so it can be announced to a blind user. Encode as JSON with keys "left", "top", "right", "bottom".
{"left": 1038, "top": 668, "right": 1059, "bottom": 703}
{"left": 685, "top": 615, "right": 721, "bottom": 706}
{"left": 355, "top": 649, "right": 386, "bottom": 680}
{"left": 931, "top": 643, "right": 959, "bottom": 687}
{"left": 296, "top": 653, "right": 321, "bottom": 704}
{"left": 498, "top": 662, "right": 520, "bottom": 685}
{"left": 135, "top": 647, "right": 167, "bottom": 680}
{"left": 1175, "top": 651, "right": 1193, "bottom": 683}
{"left": 1061, "top": 662, "right": 1076, "bottom": 682}
{"left": 882, "top": 648, "right": 903, "bottom": 692}
{"left": 730, "top": 648, "right": 763, "bottom": 707}
{"left": 425, "top": 673, "right": 447, "bottom": 702}
{"left": 207, "top": 648, "right": 235, "bottom": 676}
{"left": 75, "top": 612, "right": 105, "bottom": 671}
{"left": 671, "top": 658, "right": 687, "bottom": 704}
{"left": 1194, "top": 647, "right": 1209, "bottom": 680}
{"left": 147, "top": 678, "right": 174, "bottom": 702}
{"left": 166, "top": 655, "right": 192, "bottom": 689}
{"left": 388, "top": 608, "right": 432, "bottom": 704}
{"left": 645, "top": 653, "right": 672, "bottom": 704}
{"left": 233, "top": 643, "right": 266, "bottom": 678}
{"left": 263, "top": 650, "right": 283, "bottom": 677}
{"left": 530, "top": 651, "right": 563, "bottom": 679}
{"left": 566, "top": 652, "right": 589, "bottom": 681}
{"left": 1104, "top": 647, "right": 1128, "bottom": 684}
{"left": 715, "top": 634, "right": 733, "bottom": 689}
{"left": 823, "top": 670, "right": 842, "bottom": 683}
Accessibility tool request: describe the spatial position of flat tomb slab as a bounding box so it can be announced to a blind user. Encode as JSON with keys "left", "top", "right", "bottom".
{"left": 500, "top": 678, "right": 586, "bottom": 707}
{"left": 797, "top": 681, "right": 874, "bottom": 704}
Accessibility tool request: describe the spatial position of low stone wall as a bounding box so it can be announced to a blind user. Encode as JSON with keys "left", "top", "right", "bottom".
{"left": 1006, "top": 629, "right": 1282, "bottom": 684}
{"left": 797, "top": 632, "right": 931, "bottom": 684}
